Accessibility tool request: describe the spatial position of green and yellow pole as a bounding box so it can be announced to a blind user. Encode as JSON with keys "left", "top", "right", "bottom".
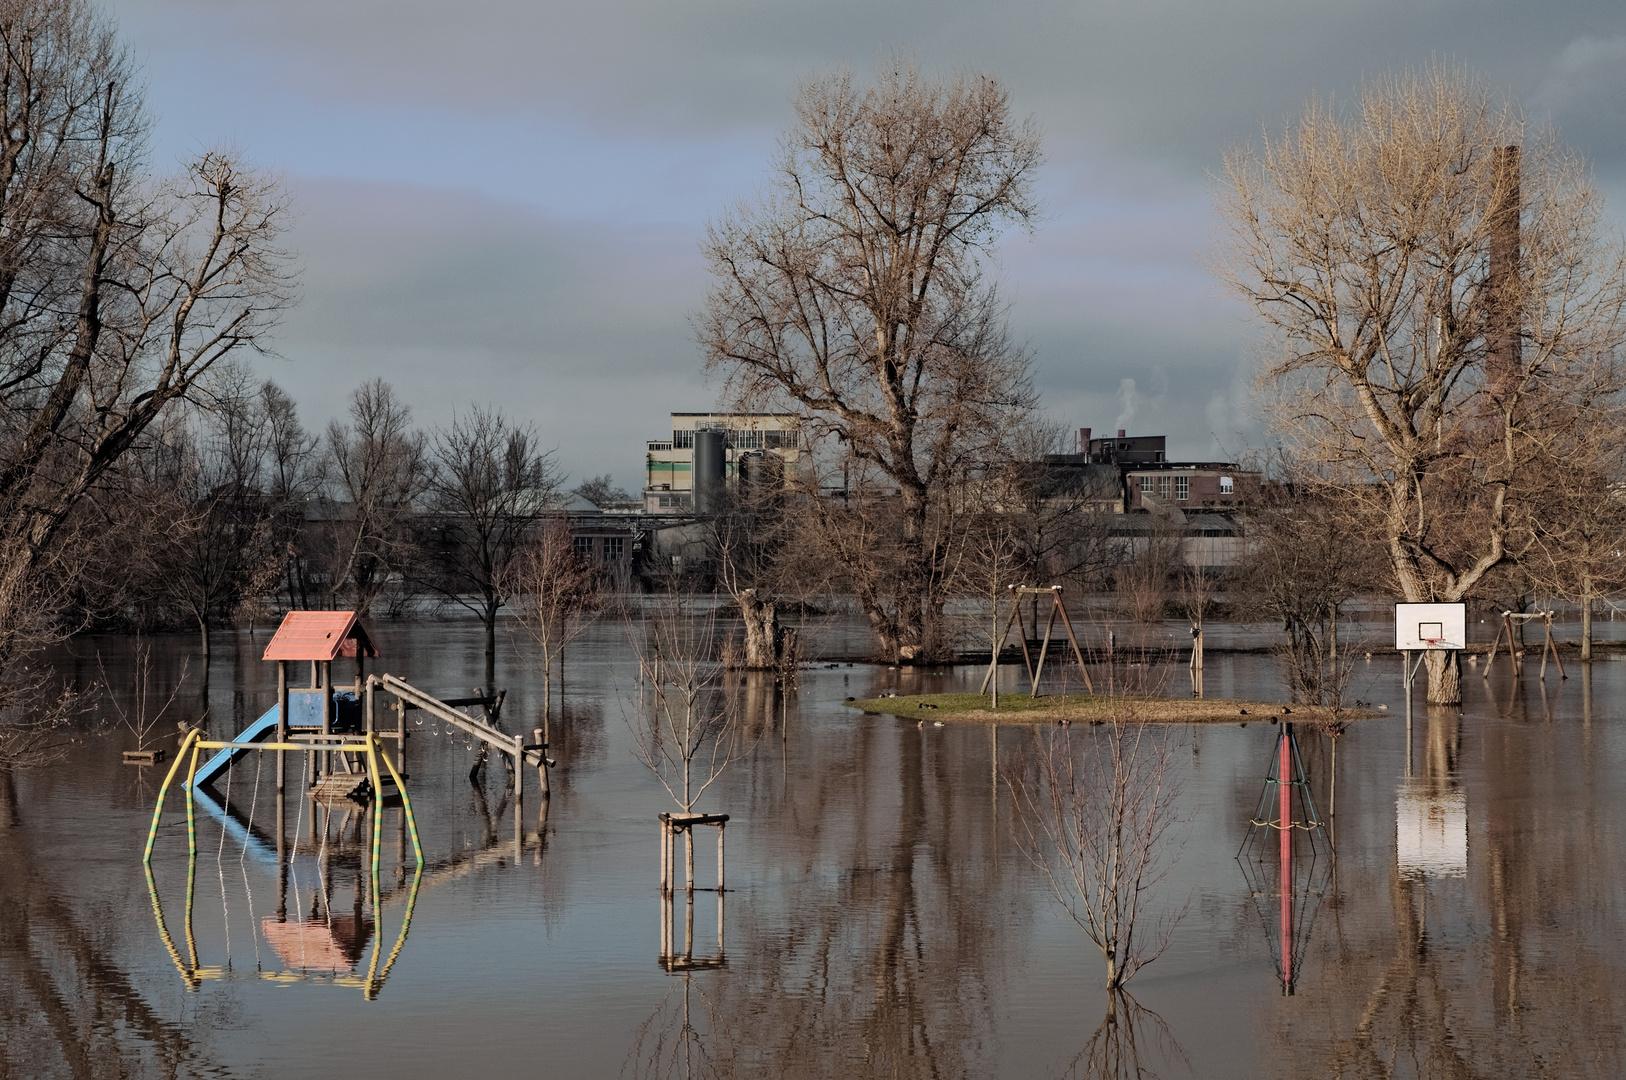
{"left": 376, "top": 743, "right": 422, "bottom": 866}
{"left": 143, "top": 729, "right": 199, "bottom": 863}
{"left": 367, "top": 737, "right": 385, "bottom": 909}
{"left": 184, "top": 740, "right": 201, "bottom": 861}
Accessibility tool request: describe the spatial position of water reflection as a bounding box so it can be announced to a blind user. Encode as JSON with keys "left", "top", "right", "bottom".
{"left": 144, "top": 799, "right": 424, "bottom": 999}
{"left": 1237, "top": 722, "right": 1330, "bottom": 995}
{"left": 10, "top": 625, "right": 1626, "bottom": 1076}
{"left": 1056, "top": 990, "right": 1186, "bottom": 1080}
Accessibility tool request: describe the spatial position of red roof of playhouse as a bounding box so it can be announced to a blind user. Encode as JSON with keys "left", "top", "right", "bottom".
{"left": 262, "top": 611, "right": 378, "bottom": 662}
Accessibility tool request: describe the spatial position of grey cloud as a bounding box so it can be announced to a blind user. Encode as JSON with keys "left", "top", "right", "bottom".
{"left": 118, "top": 0, "right": 1626, "bottom": 169}
{"left": 264, "top": 177, "right": 711, "bottom": 490}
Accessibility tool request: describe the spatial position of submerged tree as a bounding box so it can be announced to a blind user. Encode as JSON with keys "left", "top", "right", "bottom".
{"left": 1010, "top": 712, "right": 1185, "bottom": 989}
{"left": 504, "top": 517, "right": 602, "bottom": 743}
{"left": 628, "top": 594, "right": 761, "bottom": 890}
{"left": 1216, "top": 64, "right": 1626, "bottom": 702}
{"left": 0, "top": 0, "right": 293, "bottom": 753}
{"left": 700, "top": 62, "right": 1041, "bottom": 662}
{"left": 1231, "top": 479, "right": 1380, "bottom": 707}
{"left": 423, "top": 407, "right": 558, "bottom": 686}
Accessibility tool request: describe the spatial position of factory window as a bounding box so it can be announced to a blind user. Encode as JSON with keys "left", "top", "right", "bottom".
{"left": 1156, "top": 476, "right": 1170, "bottom": 499}
{"left": 1220, "top": 475, "right": 1234, "bottom": 495}
{"left": 672, "top": 430, "right": 695, "bottom": 449}
{"left": 1175, "top": 476, "right": 1189, "bottom": 501}
{"left": 604, "top": 537, "right": 625, "bottom": 562}
{"left": 573, "top": 536, "right": 594, "bottom": 561}
{"left": 733, "top": 429, "right": 762, "bottom": 449}
{"left": 764, "top": 430, "right": 797, "bottom": 449}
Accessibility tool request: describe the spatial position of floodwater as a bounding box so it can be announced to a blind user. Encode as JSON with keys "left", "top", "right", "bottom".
{"left": 2, "top": 613, "right": 1623, "bottom": 1078}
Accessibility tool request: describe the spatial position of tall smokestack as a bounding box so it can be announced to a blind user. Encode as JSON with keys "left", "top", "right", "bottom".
{"left": 1487, "top": 145, "right": 1521, "bottom": 395}
{"left": 1079, "top": 427, "right": 1091, "bottom": 453}
{"left": 1117, "top": 429, "right": 1126, "bottom": 439}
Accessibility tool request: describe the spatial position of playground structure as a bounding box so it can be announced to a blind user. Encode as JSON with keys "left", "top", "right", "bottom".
{"left": 978, "top": 585, "right": 1095, "bottom": 701}
{"left": 141, "top": 610, "right": 556, "bottom": 994}
{"left": 1481, "top": 609, "right": 1567, "bottom": 681}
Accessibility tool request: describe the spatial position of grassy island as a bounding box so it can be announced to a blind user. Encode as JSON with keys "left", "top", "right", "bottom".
{"left": 844, "top": 692, "right": 1377, "bottom": 725}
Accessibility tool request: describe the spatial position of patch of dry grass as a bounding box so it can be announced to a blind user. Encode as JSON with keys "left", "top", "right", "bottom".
{"left": 844, "top": 692, "right": 1375, "bottom": 725}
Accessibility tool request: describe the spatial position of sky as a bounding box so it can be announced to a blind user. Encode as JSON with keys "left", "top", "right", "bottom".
{"left": 107, "top": 0, "right": 1626, "bottom": 491}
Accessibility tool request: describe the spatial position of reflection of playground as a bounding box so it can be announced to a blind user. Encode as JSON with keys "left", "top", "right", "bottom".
{"left": 1237, "top": 722, "right": 1331, "bottom": 995}
{"left": 143, "top": 794, "right": 425, "bottom": 998}
{"left": 146, "top": 789, "right": 554, "bottom": 997}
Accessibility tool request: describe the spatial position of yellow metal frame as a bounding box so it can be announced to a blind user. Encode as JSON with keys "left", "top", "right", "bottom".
{"left": 142, "top": 729, "right": 426, "bottom": 998}
{"left": 144, "top": 732, "right": 422, "bottom": 870}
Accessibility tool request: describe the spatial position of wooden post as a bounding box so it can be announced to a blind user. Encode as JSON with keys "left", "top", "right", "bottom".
{"left": 1053, "top": 594, "right": 1096, "bottom": 694}
{"left": 365, "top": 676, "right": 375, "bottom": 736}
{"left": 321, "top": 660, "right": 333, "bottom": 777}
{"left": 276, "top": 660, "right": 289, "bottom": 792}
{"left": 1030, "top": 592, "right": 1060, "bottom": 697}
{"left": 685, "top": 821, "right": 695, "bottom": 895}
{"left": 659, "top": 816, "right": 669, "bottom": 894}
{"left": 717, "top": 821, "right": 725, "bottom": 894}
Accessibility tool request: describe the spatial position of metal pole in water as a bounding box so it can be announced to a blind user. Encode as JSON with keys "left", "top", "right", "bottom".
{"left": 1279, "top": 726, "right": 1292, "bottom": 992}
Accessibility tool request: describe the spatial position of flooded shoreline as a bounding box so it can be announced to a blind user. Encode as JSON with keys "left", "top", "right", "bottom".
{"left": 2, "top": 617, "right": 1621, "bottom": 1078}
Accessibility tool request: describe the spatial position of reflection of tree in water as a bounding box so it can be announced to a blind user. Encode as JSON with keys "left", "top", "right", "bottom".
{"left": 625, "top": 721, "right": 1016, "bottom": 1078}
{"left": 0, "top": 812, "right": 236, "bottom": 1077}
{"left": 547, "top": 699, "right": 606, "bottom": 784}
{"left": 1262, "top": 705, "right": 1626, "bottom": 1078}
{"left": 623, "top": 977, "right": 725, "bottom": 1080}
{"left": 1055, "top": 990, "right": 1185, "bottom": 1080}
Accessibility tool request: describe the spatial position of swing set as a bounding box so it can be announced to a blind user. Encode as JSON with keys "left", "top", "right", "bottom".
{"left": 978, "top": 584, "right": 1094, "bottom": 698}
{"left": 1481, "top": 609, "right": 1567, "bottom": 681}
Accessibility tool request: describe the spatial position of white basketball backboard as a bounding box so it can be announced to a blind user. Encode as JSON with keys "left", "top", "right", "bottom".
{"left": 1394, "top": 602, "right": 1466, "bottom": 650}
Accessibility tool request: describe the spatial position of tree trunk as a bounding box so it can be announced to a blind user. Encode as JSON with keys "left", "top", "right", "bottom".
{"left": 484, "top": 602, "right": 497, "bottom": 689}
{"left": 738, "top": 588, "right": 779, "bottom": 669}
{"left": 1581, "top": 577, "right": 1593, "bottom": 661}
{"left": 1425, "top": 650, "right": 1461, "bottom": 705}
{"left": 198, "top": 616, "right": 211, "bottom": 662}
{"left": 541, "top": 662, "right": 552, "bottom": 745}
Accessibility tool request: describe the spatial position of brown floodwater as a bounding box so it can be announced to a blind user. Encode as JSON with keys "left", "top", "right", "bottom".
{"left": 1, "top": 614, "right": 1622, "bottom": 1078}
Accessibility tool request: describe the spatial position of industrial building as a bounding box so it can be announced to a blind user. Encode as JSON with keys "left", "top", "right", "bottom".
{"left": 643, "top": 412, "right": 803, "bottom": 513}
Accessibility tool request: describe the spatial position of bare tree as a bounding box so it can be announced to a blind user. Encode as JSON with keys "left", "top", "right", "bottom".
{"left": 574, "top": 474, "right": 633, "bottom": 507}
{"left": 504, "top": 517, "right": 602, "bottom": 742}
{"left": 953, "top": 509, "right": 1023, "bottom": 709}
{"left": 316, "top": 380, "right": 429, "bottom": 615}
{"left": 627, "top": 593, "right": 761, "bottom": 883}
{"left": 1000, "top": 422, "right": 1123, "bottom": 594}
{"left": 1522, "top": 441, "right": 1626, "bottom": 659}
{"left": 0, "top": 0, "right": 291, "bottom": 759}
{"left": 422, "top": 406, "right": 558, "bottom": 685}
{"left": 135, "top": 368, "right": 284, "bottom": 660}
{"left": 1215, "top": 63, "right": 1626, "bottom": 702}
{"left": 700, "top": 63, "right": 1041, "bottom": 662}
{"left": 1114, "top": 517, "right": 1183, "bottom": 630}
{"left": 707, "top": 471, "right": 803, "bottom": 669}
{"left": 1009, "top": 713, "right": 1185, "bottom": 989}
{"left": 1231, "top": 479, "right": 1380, "bottom": 707}
{"left": 258, "top": 380, "right": 320, "bottom": 609}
